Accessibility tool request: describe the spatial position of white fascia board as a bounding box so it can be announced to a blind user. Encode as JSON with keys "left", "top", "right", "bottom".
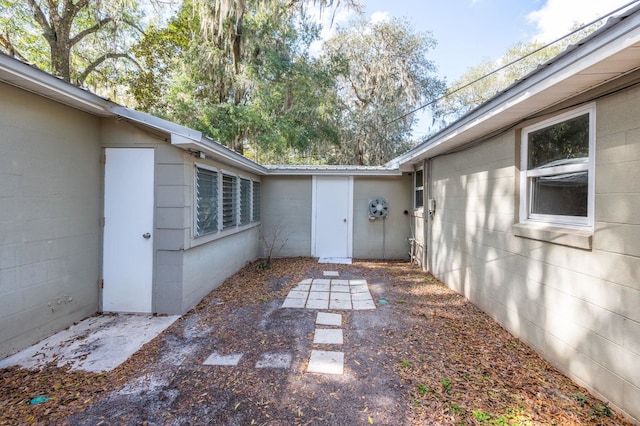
{"left": 0, "top": 54, "right": 113, "bottom": 115}
{"left": 110, "top": 106, "right": 202, "bottom": 141}
{"left": 264, "top": 166, "right": 401, "bottom": 176}
{"left": 171, "top": 133, "right": 267, "bottom": 176}
{"left": 393, "top": 9, "right": 640, "bottom": 168}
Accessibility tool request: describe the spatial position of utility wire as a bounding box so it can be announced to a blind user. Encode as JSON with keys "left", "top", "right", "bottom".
{"left": 386, "top": 0, "right": 640, "bottom": 128}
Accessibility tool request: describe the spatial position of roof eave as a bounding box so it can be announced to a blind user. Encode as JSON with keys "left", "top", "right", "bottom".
{"left": 391, "top": 6, "right": 640, "bottom": 168}
{"left": 0, "top": 54, "right": 113, "bottom": 116}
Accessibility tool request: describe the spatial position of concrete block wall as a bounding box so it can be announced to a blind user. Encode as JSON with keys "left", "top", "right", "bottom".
{"left": 261, "top": 176, "right": 313, "bottom": 257}
{"left": 0, "top": 83, "right": 102, "bottom": 358}
{"left": 427, "top": 85, "right": 640, "bottom": 421}
{"left": 352, "top": 176, "right": 412, "bottom": 260}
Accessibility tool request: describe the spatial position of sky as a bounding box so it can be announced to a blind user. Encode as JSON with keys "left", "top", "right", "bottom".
{"left": 311, "top": 0, "right": 637, "bottom": 138}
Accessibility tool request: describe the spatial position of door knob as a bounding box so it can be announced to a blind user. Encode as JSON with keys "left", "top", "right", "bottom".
{"left": 142, "top": 233, "right": 151, "bottom": 239}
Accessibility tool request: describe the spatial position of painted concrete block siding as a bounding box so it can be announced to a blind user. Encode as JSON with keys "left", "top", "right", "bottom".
{"left": 0, "top": 83, "right": 101, "bottom": 358}
{"left": 427, "top": 88, "right": 640, "bottom": 420}
{"left": 100, "top": 120, "right": 263, "bottom": 315}
{"left": 352, "top": 176, "right": 412, "bottom": 259}
{"left": 261, "top": 176, "right": 313, "bottom": 257}
{"left": 181, "top": 226, "right": 260, "bottom": 313}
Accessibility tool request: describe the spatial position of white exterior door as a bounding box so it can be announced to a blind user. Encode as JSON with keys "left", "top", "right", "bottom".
{"left": 312, "top": 176, "right": 353, "bottom": 259}
{"left": 102, "top": 148, "right": 154, "bottom": 313}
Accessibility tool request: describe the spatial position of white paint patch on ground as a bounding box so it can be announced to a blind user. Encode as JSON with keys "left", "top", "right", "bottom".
{"left": 255, "top": 352, "right": 292, "bottom": 369}
{"left": 203, "top": 352, "right": 243, "bottom": 366}
{"left": 0, "top": 314, "right": 179, "bottom": 373}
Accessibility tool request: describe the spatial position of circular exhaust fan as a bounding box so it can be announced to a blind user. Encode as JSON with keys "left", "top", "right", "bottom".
{"left": 368, "top": 197, "right": 389, "bottom": 219}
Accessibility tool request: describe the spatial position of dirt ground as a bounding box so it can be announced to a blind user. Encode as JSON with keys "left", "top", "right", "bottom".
{"left": 0, "top": 258, "right": 633, "bottom": 425}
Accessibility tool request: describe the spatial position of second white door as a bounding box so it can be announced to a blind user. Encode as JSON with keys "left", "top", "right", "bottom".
{"left": 312, "top": 176, "right": 353, "bottom": 259}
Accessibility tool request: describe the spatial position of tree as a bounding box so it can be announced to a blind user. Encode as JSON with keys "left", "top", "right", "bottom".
{"left": 322, "top": 17, "right": 445, "bottom": 165}
{"left": 433, "top": 23, "right": 603, "bottom": 127}
{"left": 156, "top": 0, "right": 349, "bottom": 159}
{"left": 0, "top": 0, "right": 145, "bottom": 89}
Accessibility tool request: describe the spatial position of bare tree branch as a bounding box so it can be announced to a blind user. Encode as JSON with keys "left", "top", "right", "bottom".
{"left": 76, "top": 53, "right": 142, "bottom": 85}
{"left": 69, "top": 17, "right": 114, "bottom": 46}
{"left": 25, "top": 0, "right": 54, "bottom": 42}
{"left": 0, "top": 34, "right": 29, "bottom": 62}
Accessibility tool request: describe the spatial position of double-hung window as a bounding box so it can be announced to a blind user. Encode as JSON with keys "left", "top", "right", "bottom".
{"left": 520, "top": 105, "right": 595, "bottom": 229}
{"left": 195, "top": 166, "right": 218, "bottom": 235}
{"left": 414, "top": 169, "right": 424, "bottom": 209}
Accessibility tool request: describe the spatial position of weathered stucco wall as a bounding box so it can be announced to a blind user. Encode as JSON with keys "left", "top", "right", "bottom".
{"left": 353, "top": 176, "right": 412, "bottom": 259}
{"left": 427, "top": 85, "right": 640, "bottom": 421}
{"left": 0, "top": 82, "right": 102, "bottom": 358}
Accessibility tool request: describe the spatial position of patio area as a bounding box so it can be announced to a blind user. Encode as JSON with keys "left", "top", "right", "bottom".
{"left": 0, "top": 258, "right": 630, "bottom": 425}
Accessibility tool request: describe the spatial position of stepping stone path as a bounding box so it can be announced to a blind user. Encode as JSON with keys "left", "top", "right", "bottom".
{"left": 203, "top": 271, "right": 372, "bottom": 375}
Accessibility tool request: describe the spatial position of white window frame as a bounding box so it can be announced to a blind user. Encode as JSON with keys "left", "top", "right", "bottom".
{"left": 519, "top": 104, "right": 596, "bottom": 230}
{"left": 194, "top": 163, "right": 219, "bottom": 236}
{"left": 414, "top": 168, "right": 424, "bottom": 209}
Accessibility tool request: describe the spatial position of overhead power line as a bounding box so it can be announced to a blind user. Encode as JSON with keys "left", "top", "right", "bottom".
{"left": 385, "top": 0, "right": 640, "bottom": 128}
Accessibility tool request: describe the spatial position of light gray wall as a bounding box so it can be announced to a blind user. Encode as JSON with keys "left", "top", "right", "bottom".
{"left": 0, "top": 82, "right": 102, "bottom": 358}
{"left": 426, "top": 85, "right": 640, "bottom": 421}
{"left": 353, "top": 176, "right": 412, "bottom": 259}
{"left": 261, "top": 176, "right": 312, "bottom": 257}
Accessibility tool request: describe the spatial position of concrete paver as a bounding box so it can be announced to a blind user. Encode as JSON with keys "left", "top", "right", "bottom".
{"left": 323, "top": 271, "right": 340, "bottom": 277}
{"left": 307, "top": 350, "right": 344, "bottom": 375}
{"left": 316, "top": 312, "right": 342, "bottom": 326}
{"left": 313, "top": 329, "right": 343, "bottom": 345}
{"left": 306, "top": 299, "right": 329, "bottom": 309}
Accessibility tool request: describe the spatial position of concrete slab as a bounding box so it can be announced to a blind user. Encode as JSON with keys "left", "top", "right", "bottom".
{"left": 282, "top": 297, "right": 307, "bottom": 308}
{"left": 299, "top": 278, "right": 313, "bottom": 284}
{"left": 316, "top": 312, "right": 342, "bottom": 326}
{"left": 255, "top": 352, "right": 292, "bottom": 369}
{"left": 323, "top": 271, "right": 340, "bottom": 277}
{"left": 306, "top": 299, "right": 329, "bottom": 310}
{"left": 329, "top": 299, "right": 352, "bottom": 310}
{"left": 311, "top": 283, "right": 331, "bottom": 291}
{"left": 287, "top": 290, "right": 309, "bottom": 299}
{"left": 353, "top": 300, "right": 376, "bottom": 310}
{"left": 0, "top": 314, "right": 179, "bottom": 373}
{"left": 351, "top": 292, "right": 374, "bottom": 301}
{"left": 292, "top": 284, "right": 311, "bottom": 291}
{"left": 331, "top": 279, "right": 349, "bottom": 285}
{"left": 308, "top": 291, "right": 329, "bottom": 301}
{"left": 330, "top": 292, "right": 351, "bottom": 301}
{"left": 350, "top": 285, "right": 370, "bottom": 294}
{"left": 203, "top": 352, "right": 243, "bottom": 366}
{"left": 330, "top": 284, "right": 350, "bottom": 293}
{"left": 349, "top": 279, "right": 367, "bottom": 285}
{"left": 314, "top": 329, "right": 343, "bottom": 345}
{"left": 318, "top": 258, "right": 352, "bottom": 264}
{"left": 307, "top": 350, "right": 344, "bottom": 374}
